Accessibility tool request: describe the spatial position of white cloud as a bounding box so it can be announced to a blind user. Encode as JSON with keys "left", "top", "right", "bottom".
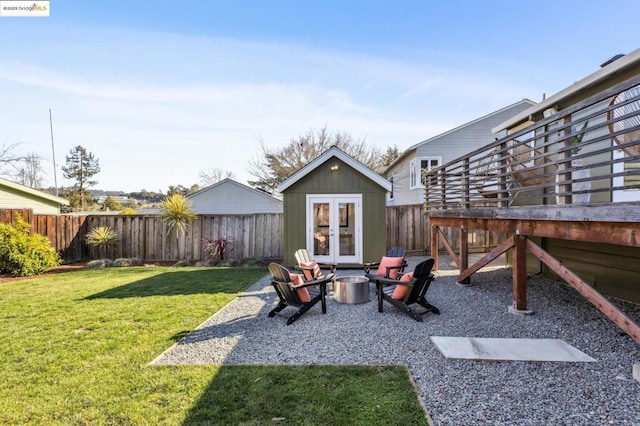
{"left": 0, "top": 25, "right": 542, "bottom": 192}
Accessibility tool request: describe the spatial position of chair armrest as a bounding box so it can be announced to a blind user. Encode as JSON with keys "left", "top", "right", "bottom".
{"left": 363, "top": 262, "right": 380, "bottom": 273}
{"left": 291, "top": 274, "right": 334, "bottom": 288}
{"left": 371, "top": 276, "right": 400, "bottom": 287}
{"left": 296, "top": 265, "right": 335, "bottom": 281}
{"left": 319, "top": 263, "right": 337, "bottom": 273}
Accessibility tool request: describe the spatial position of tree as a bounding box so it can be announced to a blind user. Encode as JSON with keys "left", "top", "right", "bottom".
{"left": 380, "top": 145, "right": 401, "bottom": 168}
{"left": 247, "top": 126, "right": 388, "bottom": 194}
{"left": 198, "top": 168, "right": 236, "bottom": 186}
{"left": 0, "top": 140, "right": 28, "bottom": 177}
{"left": 58, "top": 187, "right": 92, "bottom": 210}
{"left": 103, "top": 196, "right": 124, "bottom": 211}
{"left": 61, "top": 146, "right": 100, "bottom": 210}
{"left": 15, "top": 152, "right": 45, "bottom": 188}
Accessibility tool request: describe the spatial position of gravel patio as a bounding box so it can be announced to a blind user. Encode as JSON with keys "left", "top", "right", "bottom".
{"left": 152, "top": 256, "right": 640, "bottom": 425}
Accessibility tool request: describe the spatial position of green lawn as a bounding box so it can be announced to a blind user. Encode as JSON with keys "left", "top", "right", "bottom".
{"left": 0, "top": 267, "right": 428, "bottom": 425}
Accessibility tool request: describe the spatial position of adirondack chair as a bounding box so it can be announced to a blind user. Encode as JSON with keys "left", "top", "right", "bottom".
{"left": 373, "top": 258, "right": 439, "bottom": 322}
{"left": 293, "top": 248, "right": 336, "bottom": 281}
{"left": 364, "top": 247, "right": 408, "bottom": 282}
{"left": 267, "top": 263, "right": 332, "bottom": 325}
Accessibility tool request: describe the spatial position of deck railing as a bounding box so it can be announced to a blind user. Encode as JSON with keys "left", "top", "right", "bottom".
{"left": 424, "top": 74, "right": 640, "bottom": 210}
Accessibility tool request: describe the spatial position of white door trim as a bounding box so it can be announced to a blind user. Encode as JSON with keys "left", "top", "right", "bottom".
{"left": 306, "top": 194, "right": 362, "bottom": 264}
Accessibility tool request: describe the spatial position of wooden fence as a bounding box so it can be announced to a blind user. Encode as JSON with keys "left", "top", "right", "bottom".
{"left": 0, "top": 210, "right": 283, "bottom": 263}
{"left": 386, "top": 205, "right": 505, "bottom": 254}
{"left": 1, "top": 207, "right": 497, "bottom": 264}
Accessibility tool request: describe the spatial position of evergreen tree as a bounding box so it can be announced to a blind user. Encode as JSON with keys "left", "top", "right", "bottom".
{"left": 61, "top": 146, "right": 100, "bottom": 210}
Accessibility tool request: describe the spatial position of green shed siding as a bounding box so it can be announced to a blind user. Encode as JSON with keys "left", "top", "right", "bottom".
{"left": 282, "top": 158, "right": 388, "bottom": 266}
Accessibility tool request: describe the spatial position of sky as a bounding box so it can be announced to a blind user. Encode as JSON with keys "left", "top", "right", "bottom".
{"left": 1, "top": 0, "right": 639, "bottom": 193}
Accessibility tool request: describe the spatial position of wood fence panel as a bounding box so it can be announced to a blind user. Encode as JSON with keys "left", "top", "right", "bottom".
{"left": 0, "top": 210, "right": 284, "bottom": 263}
{"left": 387, "top": 205, "right": 504, "bottom": 255}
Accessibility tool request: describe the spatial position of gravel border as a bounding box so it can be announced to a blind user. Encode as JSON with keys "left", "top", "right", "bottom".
{"left": 151, "top": 257, "right": 640, "bottom": 425}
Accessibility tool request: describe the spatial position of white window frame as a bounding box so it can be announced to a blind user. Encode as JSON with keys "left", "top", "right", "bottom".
{"left": 410, "top": 157, "right": 441, "bottom": 189}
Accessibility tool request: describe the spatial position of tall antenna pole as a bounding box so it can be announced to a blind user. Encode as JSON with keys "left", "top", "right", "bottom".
{"left": 49, "top": 108, "right": 59, "bottom": 196}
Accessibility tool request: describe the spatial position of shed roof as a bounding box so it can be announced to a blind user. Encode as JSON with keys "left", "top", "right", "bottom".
{"left": 0, "top": 177, "right": 70, "bottom": 206}
{"left": 277, "top": 145, "right": 391, "bottom": 192}
{"left": 492, "top": 48, "right": 640, "bottom": 133}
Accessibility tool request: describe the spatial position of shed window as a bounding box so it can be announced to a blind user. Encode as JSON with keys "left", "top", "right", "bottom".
{"left": 410, "top": 157, "right": 441, "bottom": 189}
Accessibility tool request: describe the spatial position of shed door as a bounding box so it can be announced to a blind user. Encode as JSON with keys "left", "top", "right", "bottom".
{"left": 306, "top": 195, "right": 362, "bottom": 264}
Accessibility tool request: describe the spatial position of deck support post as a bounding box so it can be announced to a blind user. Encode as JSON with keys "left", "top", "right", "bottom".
{"left": 459, "top": 227, "right": 470, "bottom": 284}
{"left": 510, "top": 233, "right": 533, "bottom": 315}
{"left": 430, "top": 225, "right": 439, "bottom": 271}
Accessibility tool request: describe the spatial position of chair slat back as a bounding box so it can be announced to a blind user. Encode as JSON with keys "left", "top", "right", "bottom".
{"left": 386, "top": 247, "right": 406, "bottom": 258}
{"left": 268, "top": 263, "right": 302, "bottom": 306}
{"left": 406, "top": 258, "right": 435, "bottom": 303}
{"left": 294, "top": 249, "right": 314, "bottom": 265}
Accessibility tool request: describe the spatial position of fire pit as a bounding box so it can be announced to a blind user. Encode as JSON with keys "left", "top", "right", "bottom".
{"left": 334, "top": 276, "right": 370, "bottom": 304}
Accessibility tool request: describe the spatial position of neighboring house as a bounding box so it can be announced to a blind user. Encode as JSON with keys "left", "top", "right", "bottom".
{"left": 384, "top": 99, "right": 536, "bottom": 206}
{"left": 0, "top": 177, "right": 70, "bottom": 214}
{"left": 95, "top": 195, "right": 133, "bottom": 205}
{"left": 187, "top": 178, "right": 283, "bottom": 215}
{"left": 277, "top": 145, "right": 391, "bottom": 266}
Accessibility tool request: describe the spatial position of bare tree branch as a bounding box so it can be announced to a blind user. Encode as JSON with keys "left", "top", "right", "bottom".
{"left": 198, "top": 168, "right": 236, "bottom": 187}
{"left": 247, "top": 125, "right": 394, "bottom": 194}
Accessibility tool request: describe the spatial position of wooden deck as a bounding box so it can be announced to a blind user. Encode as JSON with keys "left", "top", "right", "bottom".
{"left": 423, "top": 74, "right": 640, "bottom": 345}
{"left": 428, "top": 203, "right": 640, "bottom": 345}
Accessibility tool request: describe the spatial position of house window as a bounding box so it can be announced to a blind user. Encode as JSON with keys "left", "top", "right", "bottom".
{"left": 388, "top": 175, "right": 394, "bottom": 200}
{"left": 410, "top": 157, "right": 441, "bottom": 189}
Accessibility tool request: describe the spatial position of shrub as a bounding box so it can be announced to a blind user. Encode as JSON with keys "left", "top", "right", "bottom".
{"left": 203, "top": 236, "right": 235, "bottom": 261}
{"left": 86, "top": 259, "right": 108, "bottom": 269}
{"left": 86, "top": 226, "right": 119, "bottom": 259}
{"left": 160, "top": 194, "right": 196, "bottom": 236}
{"left": 0, "top": 217, "right": 61, "bottom": 276}
{"left": 86, "top": 226, "right": 119, "bottom": 248}
{"left": 113, "top": 258, "right": 132, "bottom": 267}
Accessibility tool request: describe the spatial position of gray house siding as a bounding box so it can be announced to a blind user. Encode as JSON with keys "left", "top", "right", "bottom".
{"left": 386, "top": 100, "right": 536, "bottom": 206}
{"left": 188, "top": 179, "right": 283, "bottom": 215}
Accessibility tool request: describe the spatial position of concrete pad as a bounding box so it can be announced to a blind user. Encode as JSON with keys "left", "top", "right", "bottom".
{"left": 430, "top": 336, "right": 596, "bottom": 362}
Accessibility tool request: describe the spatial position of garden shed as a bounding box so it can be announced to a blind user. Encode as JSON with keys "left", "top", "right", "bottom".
{"left": 277, "top": 146, "right": 391, "bottom": 267}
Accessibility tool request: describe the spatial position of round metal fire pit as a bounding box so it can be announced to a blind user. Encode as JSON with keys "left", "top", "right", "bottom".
{"left": 334, "top": 276, "right": 370, "bottom": 304}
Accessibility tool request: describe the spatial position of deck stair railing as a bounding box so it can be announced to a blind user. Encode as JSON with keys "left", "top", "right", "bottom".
{"left": 424, "top": 74, "right": 640, "bottom": 210}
